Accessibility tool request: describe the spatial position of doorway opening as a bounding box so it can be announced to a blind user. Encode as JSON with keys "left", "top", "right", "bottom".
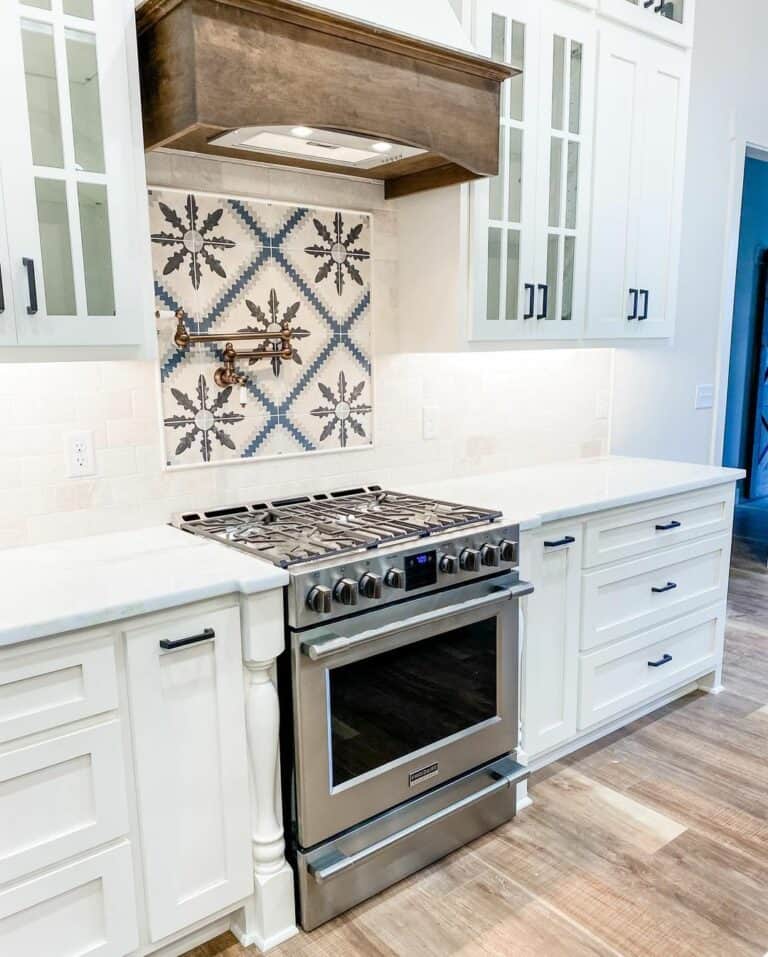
{"left": 723, "top": 147, "right": 768, "bottom": 552}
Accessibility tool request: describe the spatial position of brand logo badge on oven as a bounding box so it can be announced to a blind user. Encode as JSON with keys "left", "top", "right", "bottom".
{"left": 408, "top": 763, "right": 439, "bottom": 787}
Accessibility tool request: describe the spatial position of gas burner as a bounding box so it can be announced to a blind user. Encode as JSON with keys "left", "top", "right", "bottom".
{"left": 175, "top": 486, "right": 501, "bottom": 568}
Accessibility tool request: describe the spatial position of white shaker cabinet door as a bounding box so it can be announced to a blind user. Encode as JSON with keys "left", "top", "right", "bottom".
{"left": 125, "top": 606, "right": 253, "bottom": 943}
{"left": 521, "top": 524, "right": 582, "bottom": 758}
{"left": 631, "top": 41, "right": 688, "bottom": 339}
{"left": 585, "top": 24, "right": 646, "bottom": 339}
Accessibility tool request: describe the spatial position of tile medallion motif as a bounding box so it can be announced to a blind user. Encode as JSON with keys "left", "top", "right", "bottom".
{"left": 150, "top": 188, "right": 373, "bottom": 467}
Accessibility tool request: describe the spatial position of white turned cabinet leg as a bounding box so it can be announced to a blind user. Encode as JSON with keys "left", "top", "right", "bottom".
{"left": 516, "top": 599, "right": 533, "bottom": 811}
{"left": 233, "top": 593, "right": 297, "bottom": 952}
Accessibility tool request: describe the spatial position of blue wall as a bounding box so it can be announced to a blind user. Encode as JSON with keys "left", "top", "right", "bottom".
{"left": 723, "top": 157, "right": 768, "bottom": 478}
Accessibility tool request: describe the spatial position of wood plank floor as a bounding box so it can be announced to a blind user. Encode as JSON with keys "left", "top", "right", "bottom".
{"left": 184, "top": 540, "right": 768, "bottom": 957}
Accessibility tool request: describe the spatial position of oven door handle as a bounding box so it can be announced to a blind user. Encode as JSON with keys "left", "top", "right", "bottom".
{"left": 308, "top": 760, "right": 528, "bottom": 884}
{"left": 300, "top": 580, "right": 534, "bottom": 661}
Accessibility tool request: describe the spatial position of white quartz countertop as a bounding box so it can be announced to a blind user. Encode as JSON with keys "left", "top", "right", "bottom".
{"left": 404, "top": 456, "right": 745, "bottom": 530}
{"left": 0, "top": 525, "right": 288, "bottom": 647}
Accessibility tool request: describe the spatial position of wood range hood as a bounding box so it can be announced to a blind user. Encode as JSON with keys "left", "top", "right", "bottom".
{"left": 136, "top": 0, "right": 517, "bottom": 199}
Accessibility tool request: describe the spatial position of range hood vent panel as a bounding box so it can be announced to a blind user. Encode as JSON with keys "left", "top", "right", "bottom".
{"left": 136, "top": 0, "right": 517, "bottom": 199}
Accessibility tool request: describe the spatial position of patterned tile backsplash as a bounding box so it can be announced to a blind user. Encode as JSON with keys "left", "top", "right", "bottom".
{"left": 150, "top": 188, "right": 373, "bottom": 468}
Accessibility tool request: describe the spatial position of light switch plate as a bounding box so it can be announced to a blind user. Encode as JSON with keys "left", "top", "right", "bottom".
{"left": 595, "top": 390, "right": 611, "bottom": 421}
{"left": 695, "top": 384, "right": 714, "bottom": 410}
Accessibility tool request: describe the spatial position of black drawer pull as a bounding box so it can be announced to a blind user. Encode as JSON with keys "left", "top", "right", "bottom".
{"left": 544, "top": 536, "right": 576, "bottom": 548}
{"left": 651, "top": 581, "right": 677, "bottom": 594}
{"left": 160, "top": 627, "right": 215, "bottom": 651}
{"left": 655, "top": 520, "right": 681, "bottom": 531}
{"left": 648, "top": 653, "right": 673, "bottom": 668}
{"left": 22, "top": 257, "right": 38, "bottom": 315}
{"left": 0, "top": 264, "right": 4, "bottom": 313}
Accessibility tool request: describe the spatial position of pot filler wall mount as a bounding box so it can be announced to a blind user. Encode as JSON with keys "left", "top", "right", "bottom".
{"left": 175, "top": 486, "right": 533, "bottom": 929}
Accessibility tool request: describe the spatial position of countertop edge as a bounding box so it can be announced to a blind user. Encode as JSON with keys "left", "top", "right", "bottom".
{"left": 0, "top": 570, "right": 289, "bottom": 649}
{"left": 512, "top": 471, "right": 744, "bottom": 529}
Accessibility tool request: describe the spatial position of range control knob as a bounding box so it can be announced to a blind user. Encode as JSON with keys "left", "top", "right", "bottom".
{"left": 359, "top": 572, "right": 383, "bottom": 599}
{"left": 384, "top": 567, "right": 406, "bottom": 590}
{"left": 499, "top": 539, "right": 518, "bottom": 563}
{"left": 306, "top": 585, "right": 332, "bottom": 614}
{"left": 460, "top": 548, "right": 481, "bottom": 572}
{"left": 439, "top": 554, "right": 459, "bottom": 574}
{"left": 333, "top": 578, "right": 359, "bottom": 606}
{"left": 481, "top": 543, "right": 501, "bottom": 567}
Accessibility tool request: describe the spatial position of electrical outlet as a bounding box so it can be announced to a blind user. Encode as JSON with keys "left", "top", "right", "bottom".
{"left": 422, "top": 405, "right": 440, "bottom": 440}
{"left": 67, "top": 430, "right": 96, "bottom": 477}
{"left": 595, "top": 390, "right": 611, "bottom": 421}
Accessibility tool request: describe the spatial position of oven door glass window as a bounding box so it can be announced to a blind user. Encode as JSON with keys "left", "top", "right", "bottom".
{"left": 328, "top": 617, "right": 498, "bottom": 787}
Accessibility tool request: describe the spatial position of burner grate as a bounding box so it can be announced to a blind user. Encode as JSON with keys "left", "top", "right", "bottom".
{"left": 177, "top": 487, "right": 501, "bottom": 568}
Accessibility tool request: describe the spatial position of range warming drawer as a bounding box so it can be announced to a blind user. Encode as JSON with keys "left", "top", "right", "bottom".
{"left": 295, "top": 756, "right": 528, "bottom": 931}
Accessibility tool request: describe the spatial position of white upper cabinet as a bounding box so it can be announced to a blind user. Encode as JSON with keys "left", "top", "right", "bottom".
{"left": 585, "top": 25, "right": 688, "bottom": 339}
{"left": 0, "top": 172, "right": 16, "bottom": 346}
{"left": 0, "top": 0, "right": 152, "bottom": 350}
{"left": 471, "top": 0, "right": 595, "bottom": 342}
{"left": 599, "top": 0, "right": 694, "bottom": 48}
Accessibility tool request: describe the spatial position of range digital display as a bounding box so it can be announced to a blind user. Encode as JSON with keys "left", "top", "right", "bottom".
{"left": 405, "top": 550, "right": 437, "bottom": 591}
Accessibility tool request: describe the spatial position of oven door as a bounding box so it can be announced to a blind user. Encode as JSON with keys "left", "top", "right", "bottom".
{"left": 291, "top": 573, "right": 533, "bottom": 848}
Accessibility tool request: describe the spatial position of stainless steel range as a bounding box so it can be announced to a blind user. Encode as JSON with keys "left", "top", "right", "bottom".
{"left": 176, "top": 486, "right": 532, "bottom": 930}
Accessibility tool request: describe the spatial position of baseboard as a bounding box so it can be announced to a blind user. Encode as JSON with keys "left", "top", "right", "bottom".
{"left": 231, "top": 921, "right": 299, "bottom": 953}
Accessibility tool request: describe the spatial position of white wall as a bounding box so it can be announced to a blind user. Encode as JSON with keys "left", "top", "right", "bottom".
{"left": 610, "top": 0, "right": 766, "bottom": 465}
{"left": 0, "top": 154, "right": 611, "bottom": 547}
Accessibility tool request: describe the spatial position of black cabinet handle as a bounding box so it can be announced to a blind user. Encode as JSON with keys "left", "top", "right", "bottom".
{"left": 524, "top": 283, "right": 535, "bottom": 319}
{"left": 651, "top": 581, "right": 678, "bottom": 594}
{"left": 537, "top": 284, "right": 548, "bottom": 320}
{"left": 643, "top": 0, "right": 655, "bottom": 6}
{"left": 654, "top": 1, "right": 665, "bottom": 11}
{"left": 648, "top": 653, "right": 673, "bottom": 668}
{"left": 160, "top": 627, "right": 215, "bottom": 651}
{"left": 627, "top": 288, "right": 638, "bottom": 320}
{"left": 544, "top": 536, "right": 576, "bottom": 548}
{"left": 0, "top": 264, "right": 4, "bottom": 314}
{"left": 22, "top": 258, "right": 38, "bottom": 315}
{"left": 639, "top": 289, "right": 649, "bottom": 321}
{"left": 655, "top": 520, "right": 681, "bottom": 531}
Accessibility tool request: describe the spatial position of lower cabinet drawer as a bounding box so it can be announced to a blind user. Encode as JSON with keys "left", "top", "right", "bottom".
{"left": 0, "top": 634, "right": 118, "bottom": 745}
{"left": 581, "top": 533, "right": 731, "bottom": 650}
{"left": 0, "top": 842, "right": 138, "bottom": 957}
{"left": 0, "top": 721, "right": 129, "bottom": 885}
{"left": 578, "top": 604, "right": 725, "bottom": 730}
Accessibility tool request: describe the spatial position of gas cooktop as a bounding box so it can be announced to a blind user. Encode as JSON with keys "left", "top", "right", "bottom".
{"left": 175, "top": 486, "right": 502, "bottom": 568}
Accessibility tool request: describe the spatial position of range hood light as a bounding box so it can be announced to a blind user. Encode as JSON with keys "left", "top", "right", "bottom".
{"left": 209, "top": 126, "right": 429, "bottom": 170}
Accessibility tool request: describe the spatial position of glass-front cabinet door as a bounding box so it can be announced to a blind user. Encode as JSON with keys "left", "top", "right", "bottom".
{"left": 531, "top": 1, "right": 594, "bottom": 340}
{"left": 0, "top": 0, "right": 150, "bottom": 348}
{"left": 471, "top": 0, "right": 594, "bottom": 342}
{"left": 599, "top": 0, "right": 694, "bottom": 47}
{"left": 472, "top": 0, "right": 540, "bottom": 339}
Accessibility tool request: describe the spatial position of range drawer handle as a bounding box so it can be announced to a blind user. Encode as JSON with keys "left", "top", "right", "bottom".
{"left": 544, "top": 536, "right": 576, "bottom": 548}
{"left": 651, "top": 581, "right": 678, "bottom": 594}
{"left": 648, "top": 653, "right": 673, "bottom": 668}
{"left": 655, "top": 520, "right": 681, "bottom": 531}
{"left": 159, "top": 627, "right": 215, "bottom": 651}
